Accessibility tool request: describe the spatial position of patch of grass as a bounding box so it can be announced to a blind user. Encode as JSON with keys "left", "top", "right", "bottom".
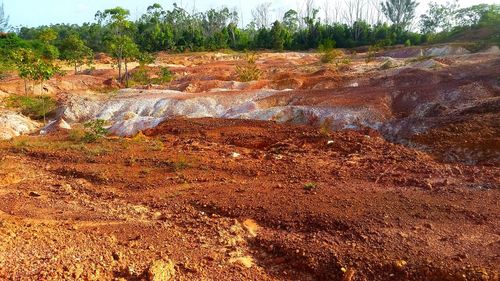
{"left": 172, "top": 155, "right": 190, "bottom": 171}
{"left": 303, "top": 182, "right": 317, "bottom": 191}
{"left": 130, "top": 66, "right": 173, "bottom": 86}
{"left": 150, "top": 139, "right": 164, "bottom": 151}
{"left": 154, "top": 67, "right": 173, "bottom": 84}
{"left": 5, "top": 95, "right": 57, "bottom": 120}
{"left": 319, "top": 118, "right": 333, "bottom": 136}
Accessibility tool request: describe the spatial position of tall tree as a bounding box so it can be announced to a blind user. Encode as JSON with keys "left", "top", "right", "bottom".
{"left": 270, "top": 20, "right": 286, "bottom": 51}
{"left": 60, "top": 34, "right": 93, "bottom": 74}
{"left": 381, "top": 0, "right": 419, "bottom": 29}
{"left": 251, "top": 2, "right": 272, "bottom": 29}
{"left": 0, "top": 2, "right": 9, "bottom": 32}
{"left": 420, "top": 1, "right": 458, "bottom": 34}
{"left": 98, "top": 7, "right": 134, "bottom": 82}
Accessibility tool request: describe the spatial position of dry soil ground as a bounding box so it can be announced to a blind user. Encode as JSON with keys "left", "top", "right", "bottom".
{"left": 0, "top": 48, "right": 499, "bottom": 280}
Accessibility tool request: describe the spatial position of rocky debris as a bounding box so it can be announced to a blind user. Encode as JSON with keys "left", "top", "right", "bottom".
{"left": 0, "top": 110, "right": 39, "bottom": 140}
{"left": 481, "top": 45, "right": 500, "bottom": 54}
{"left": 409, "top": 59, "right": 446, "bottom": 69}
{"left": 147, "top": 259, "right": 175, "bottom": 281}
{"left": 229, "top": 256, "right": 254, "bottom": 268}
{"left": 381, "top": 47, "right": 423, "bottom": 58}
{"left": 379, "top": 58, "right": 398, "bottom": 70}
{"left": 40, "top": 118, "right": 71, "bottom": 135}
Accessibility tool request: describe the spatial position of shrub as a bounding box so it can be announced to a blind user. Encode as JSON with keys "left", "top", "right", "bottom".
{"left": 156, "top": 67, "right": 173, "bottom": 83}
{"left": 236, "top": 53, "right": 262, "bottom": 82}
{"left": 365, "top": 45, "right": 380, "bottom": 63}
{"left": 82, "top": 119, "right": 107, "bottom": 143}
{"left": 6, "top": 94, "right": 57, "bottom": 120}
{"left": 130, "top": 67, "right": 150, "bottom": 85}
{"left": 320, "top": 51, "right": 336, "bottom": 63}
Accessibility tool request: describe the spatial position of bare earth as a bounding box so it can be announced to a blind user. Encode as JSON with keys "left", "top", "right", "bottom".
{"left": 0, "top": 48, "right": 499, "bottom": 280}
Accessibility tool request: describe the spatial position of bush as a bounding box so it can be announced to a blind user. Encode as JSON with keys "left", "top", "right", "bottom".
{"left": 130, "top": 66, "right": 173, "bottom": 86}
{"left": 130, "top": 67, "right": 150, "bottom": 85}
{"left": 365, "top": 45, "right": 380, "bottom": 62}
{"left": 155, "top": 67, "right": 173, "bottom": 84}
{"left": 82, "top": 119, "right": 107, "bottom": 143}
{"left": 236, "top": 53, "right": 262, "bottom": 82}
{"left": 6, "top": 94, "right": 57, "bottom": 120}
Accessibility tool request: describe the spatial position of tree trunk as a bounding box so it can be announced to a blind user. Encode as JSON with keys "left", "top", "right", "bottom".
{"left": 24, "top": 80, "right": 28, "bottom": 96}
{"left": 125, "top": 59, "right": 129, "bottom": 88}
{"left": 118, "top": 59, "right": 122, "bottom": 82}
{"left": 75, "top": 62, "right": 78, "bottom": 74}
{"left": 41, "top": 82, "right": 46, "bottom": 124}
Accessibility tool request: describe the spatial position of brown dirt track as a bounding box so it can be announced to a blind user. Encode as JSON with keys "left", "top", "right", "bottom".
{"left": 0, "top": 118, "right": 498, "bottom": 280}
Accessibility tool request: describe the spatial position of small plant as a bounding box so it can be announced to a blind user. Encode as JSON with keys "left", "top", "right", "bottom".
{"left": 319, "top": 118, "right": 333, "bottom": 136}
{"left": 155, "top": 67, "right": 173, "bottom": 84}
{"left": 236, "top": 53, "right": 262, "bottom": 82}
{"left": 82, "top": 119, "right": 107, "bottom": 143}
{"left": 365, "top": 45, "right": 379, "bottom": 63}
{"left": 303, "top": 182, "right": 317, "bottom": 191}
{"left": 172, "top": 155, "right": 190, "bottom": 171}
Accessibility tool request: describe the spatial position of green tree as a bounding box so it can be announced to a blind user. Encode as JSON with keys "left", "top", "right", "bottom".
{"left": 60, "top": 34, "right": 93, "bottom": 73}
{"left": 38, "top": 28, "right": 58, "bottom": 44}
{"left": 98, "top": 7, "right": 134, "bottom": 82}
{"left": 381, "top": 0, "right": 419, "bottom": 30}
{"left": 270, "top": 21, "right": 286, "bottom": 51}
{"left": 420, "top": 1, "right": 458, "bottom": 34}
{"left": 283, "top": 10, "right": 299, "bottom": 33}
{"left": 12, "top": 48, "right": 61, "bottom": 96}
{"left": 120, "top": 36, "right": 140, "bottom": 87}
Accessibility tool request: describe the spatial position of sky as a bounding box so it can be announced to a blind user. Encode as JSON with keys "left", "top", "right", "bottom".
{"left": 3, "top": 0, "right": 500, "bottom": 28}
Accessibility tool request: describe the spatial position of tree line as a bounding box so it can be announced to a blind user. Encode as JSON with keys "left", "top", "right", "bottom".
{"left": 0, "top": 1, "right": 498, "bottom": 89}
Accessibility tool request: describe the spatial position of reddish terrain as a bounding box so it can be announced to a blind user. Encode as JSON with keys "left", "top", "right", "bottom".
{"left": 0, "top": 48, "right": 499, "bottom": 280}
{"left": 0, "top": 118, "right": 498, "bottom": 280}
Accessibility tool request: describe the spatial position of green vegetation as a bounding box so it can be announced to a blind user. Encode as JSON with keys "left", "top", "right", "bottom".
{"left": 236, "top": 53, "right": 262, "bottom": 82}
{"left": 82, "top": 119, "right": 108, "bottom": 143}
{"left": 6, "top": 95, "right": 57, "bottom": 121}
{"left": 0, "top": 2, "right": 497, "bottom": 86}
{"left": 420, "top": 3, "right": 500, "bottom": 44}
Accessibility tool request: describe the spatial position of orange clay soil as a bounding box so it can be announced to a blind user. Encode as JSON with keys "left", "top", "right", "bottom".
{"left": 0, "top": 118, "right": 498, "bottom": 280}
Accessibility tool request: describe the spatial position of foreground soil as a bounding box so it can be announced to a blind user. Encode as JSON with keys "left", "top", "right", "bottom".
{"left": 0, "top": 118, "right": 498, "bottom": 280}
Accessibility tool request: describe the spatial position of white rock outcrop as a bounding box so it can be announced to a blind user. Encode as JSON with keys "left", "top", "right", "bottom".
{"left": 0, "top": 111, "right": 39, "bottom": 140}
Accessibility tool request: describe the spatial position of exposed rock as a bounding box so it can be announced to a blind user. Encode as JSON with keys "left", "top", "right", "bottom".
{"left": 424, "top": 45, "right": 470, "bottom": 57}
{"left": 0, "top": 110, "right": 39, "bottom": 140}
{"left": 40, "top": 118, "right": 71, "bottom": 135}
{"left": 147, "top": 259, "right": 175, "bottom": 281}
{"left": 382, "top": 47, "right": 423, "bottom": 58}
{"left": 379, "top": 58, "right": 398, "bottom": 70}
{"left": 481, "top": 45, "right": 500, "bottom": 54}
{"left": 409, "top": 59, "right": 445, "bottom": 69}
